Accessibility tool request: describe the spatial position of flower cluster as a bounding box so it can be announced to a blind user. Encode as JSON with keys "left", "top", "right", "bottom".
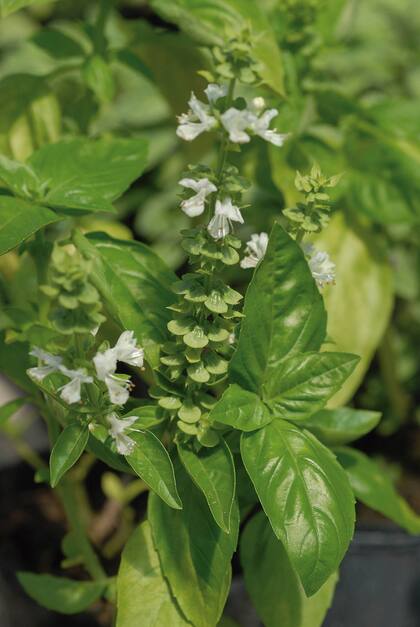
{"left": 177, "top": 87, "right": 288, "bottom": 148}
{"left": 27, "top": 331, "right": 144, "bottom": 454}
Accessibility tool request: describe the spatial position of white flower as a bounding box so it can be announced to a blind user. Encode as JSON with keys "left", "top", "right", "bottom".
{"left": 28, "top": 347, "right": 63, "bottom": 381}
{"left": 248, "top": 108, "right": 288, "bottom": 146}
{"left": 93, "top": 331, "right": 143, "bottom": 405}
{"left": 220, "top": 107, "right": 253, "bottom": 144}
{"left": 304, "top": 244, "right": 336, "bottom": 288}
{"left": 114, "top": 331, "right": 144, "bottom": 368}
{"left": 104, "top": 373, "right": 132, "bottom": 406}
{"left": 221, "top": 104, "right": 288, "bottom": 147}
{"left": 240, "top": 232, "right": 269, "bottom": 269}
{"left": 58, "top": 368, "right": 93, "bottom": 404}
{"left": 208, "top": 197, "right": 244, "bottom": 240}
{"left": 179, "top": 177, "right": 217, "bottom": 217}
{"left": 107, "top": 412, "right": 138, "bottom": 455}
{"left": 204, "top": 83, "right": 228, "bottom": 103}
{"left": 176, "top": 93, "right": 217, "bottom": 141}
{"left": 93, "top": 348, "right": 117, "bottom": 381}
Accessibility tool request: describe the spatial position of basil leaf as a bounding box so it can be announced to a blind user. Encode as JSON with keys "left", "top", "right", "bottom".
{"left": 0, "top": 197, "right": 58, "bottom": 255}
{"left": 126, "top": 430, "right": 182, "bottom": 510}
{"left": 0, "top": 154, "right": 39, "bottom": 197}
{"left": 148, "top": 461, "right": 239, "bottom": 627}
{"left": 241, "top": 420, "right": 355, "bottom": 595}
{"left": 32, "top": 27, "right": 85, "bottom": 60}
{"left": 49, "top": 422, "right": 89, "bottom": 487}
{"left": 263, "top": 352, "right": 360, "bottom": 420}
{"left": 300, "top": 408, "right": 381, "bottom": 446}
{"left": 230, "top": 223, "right": 326, "bottom": 394}
{"left": 116, "top": 521, "right": 189, "bottom": 626}
{"left": 28, "top": 137, "right": 148, "bottom": 213}
{"left": 17, "top": 572, "right": 104, "bottom": 614}
{"left": 208, "top": 384, "right": 272, "bottom": 432}
{"left": 336, "top": 447, "right": 420, "bottom": 534}
{"left": 178, "top": 438, "right": 236, "bottom": 532}
{"left": 241, "top": 512, "right": 338, "bottom": 627}
{"left": 74, "top": 231, "right": 175, "bottom": 367}
{"left": 0, "top": 396, "right": 28, "bottom": 428}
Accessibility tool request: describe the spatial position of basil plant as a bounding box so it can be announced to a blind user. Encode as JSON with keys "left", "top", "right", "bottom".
{"left": 0, "top": 9, "right": 419, "bottom": 627}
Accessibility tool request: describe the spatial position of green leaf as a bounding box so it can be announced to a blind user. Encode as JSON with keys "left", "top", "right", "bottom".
{"left": 208, "top": 383, "right": 272, "bottom": 431}
{"left": 0, "top": 196, "right": 58, "bottom": 255}
{"left": 150, "top": 0, "right": 284, "bottom": 96}
{"left": 148, "top": 461, "right": 239, "bottom": 627}
{"left": 315, "top": 213, "right": 394, "bottom": 406}
{"left": 178, "top": 438, "right": 236, "bottom": 532}
{"left": 49, "top": 422, "right": 89, "bottom": 487}
{"left": 74, "top": 231, "right": 175, "bottom": 367}
{"left": 116, "top": 521, "right": 189, "bottom": 626}
{"left": 241, "top": 512, "right": 338, "bottom": 627}
{"left": 0, "top": 333, "right": 36, "bottom": 393}
{"left": 83, "top": 55, "right": 115, "bottom": 104}
{"left": 17, "top": 572, "right": 104, "bottom": 614}
{"left": 230, "top": 223, "right": 326, "bottom": 394}
{"left": 0, "top": 396, "right": 28, "bottom": 428}
{"left": 123, "top": 405, "right": 163, "bottom": 428}
{"left": 336, "top": 447, "right": 420, "bottom": 534}
{"left": 28, "top": 137, "right": 148, "bottom": 213}
{"left": 87, "top": 433, "right": 133, "bottom": 474}
{"left": 31, "top": 28, "right": 85, "bottom": 59}
{"left": 241, "top": 420, "right": 355, "bottom": 595}
{"left": 263, "top": 352, "right": 360, "bottom": 420}
{"left": 126, "top": 430, "right": 182, "bottom": 510}
{"left": 0, "top": 154, "right": 39, "bottom": 196}
{"left": 300, "top": 408, "right": 381, "bottom": 446}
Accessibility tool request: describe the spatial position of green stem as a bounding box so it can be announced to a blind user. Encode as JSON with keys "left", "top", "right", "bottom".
{"left": 378, "top": 328, "right": 411, "bottom": 426}
{"left": 94, "top": 0, "right": 113, "bottom": 54}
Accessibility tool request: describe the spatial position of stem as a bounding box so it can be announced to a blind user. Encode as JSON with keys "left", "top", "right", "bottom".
{"left": 207, "top": 78, "right": 236, "bottom": 220}
{"left": 94, "top": 0, "right": 113, "bottom": 55}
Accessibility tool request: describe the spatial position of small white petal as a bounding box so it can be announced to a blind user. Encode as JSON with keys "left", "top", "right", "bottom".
{"left": 204, "top": 83, "right": 228, "bottom": 103}
{"left": 220, "top": 108, "right": 252, "bottom": 144}
{"left": 58, "top": 377, "right": 82, "bottom": 404}
{"left": 303, "top": 244, "right": 336, "bottom": 288}
{"left": 208, "top": 198, "right": 243, "bottom": 240}
{"left": 27, "top": 365, "right": 56, "bottom": 381}
{"left": 107, "top": 413, "right": 138, "bottom": 455}
{"left": 176, "top": 92, "right": 217, "bottom": 141}
{"left": 179, "top": 177, "right": 217, "bottom": 217}
{"left": 240, "top": 232, "right": 269, "bottom": 269}
{"left": 105, "top": 374, "right": 130, "bottom": 406}
{"left": 93, "top": 348, "right": 117, "bottom": 381}
{"left": 114, "top": 331, "right": 144, "bottom": 368}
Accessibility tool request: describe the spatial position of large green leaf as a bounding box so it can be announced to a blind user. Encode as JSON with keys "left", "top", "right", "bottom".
{"left": 0, "top": 196, "right": 58, "bottom": 255}
{"left": 0, "top": 0, "right": 55, "bottom": 17}
{"left": 230, "top": 223, "right": 326, "bottom": 394}
{"left": 28, "top": 137, "right": 148, "bottom": 213}
{"left": 208, "top": 383, "right": 272, "bottom": 431}
{"left": 49, "top": 422, "right": 89, "bottom": 488}
{"left": 241, "top": 420, "right": 355, "bottom": 595}
{"left": 74, "top": 231, "right": 175, "bottom": 367}
{"left": 0, "top": 154, "right": 39, "bottom": 196}
{"left": 241, "top": 512, "right": 338, "bottom": 627}
{"left": 263, "top": 352, "right": 359, "bottom": 420}
{"left": 126, "top": 430, "right": 182, "bottom": 510}
{"left": 300, "top": 408, "right": 381, "bottom": 446}
{"left": 116, "top": 521, "right": 189, "bottom": 627}
{"left": 178, "top": 438, "right": 236, "bottom": 532}
{"left": 17, "top": 572, "right": 104, "bottom": 614}
{"left": 148, "top": 461, "right": 239, "bottom": 627}
{"left": 336, "top": 447, "right": 420, "bottom": 534}
{"left": 315, "top": 213, "right": 393, "bottom": 406}
{"left": 150, "top": 0, "right": 284, "bottom": 96}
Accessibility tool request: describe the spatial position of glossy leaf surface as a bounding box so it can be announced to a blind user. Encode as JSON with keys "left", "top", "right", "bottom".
{"left": 116, "top": 521, "right": 189, "bottom": 626}
{"left": 0, "top": 196, "right": 58, "bottom": 255}
{"left": 126, "top": 430, "right": 182, "bottom": 510}
{"left": 241, "top": 512, "right": 338, "bottom": 627}
{"left": 208, "top": 384, "right": 272, "bottom": 432}
{"left": 230, "top": 223, "right": 326, "bottom": 394}
{"left": 300, "top": 408, "right": 381, "bottom": 446}
{"left": 178, "top": 438, "right": 236, "bottom": 532}
{"left": 49, "top": 422, "right": 89, "bottom": 488}
{"left": 241, "top": 420, "right": 355, "bottom": 595}
{"left": 148, "top": 461, "right": 239, "bottom": 627}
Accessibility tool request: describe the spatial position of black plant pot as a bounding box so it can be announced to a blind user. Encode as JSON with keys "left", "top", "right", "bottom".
{"left": 226, "top": 525, "right": 420, "bottom": 627}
